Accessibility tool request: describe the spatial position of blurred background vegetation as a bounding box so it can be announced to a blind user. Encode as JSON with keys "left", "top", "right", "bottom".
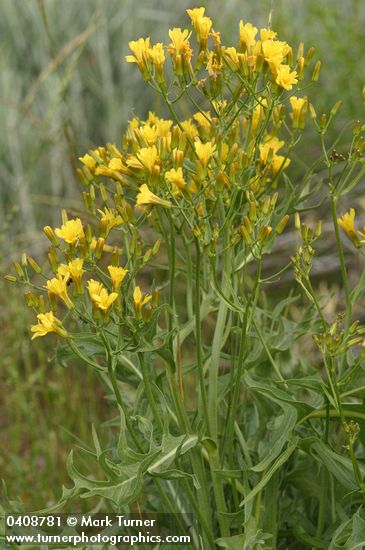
{"left": 1, "top": 0, "right": 364, "bottom": 510}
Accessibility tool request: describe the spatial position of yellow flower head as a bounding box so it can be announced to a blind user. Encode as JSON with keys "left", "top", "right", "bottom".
{"left": 98, "top": 208, "right": 123, "bottom": 234}
{"left": 186, "top": 7, "right": 205, "bottom": 26}
{"left": 136, "top": 184, "right": 172, "bottom": 208}
{"left": 181, "top": 119, "right": 199, "bottom": 139}
{"left": 223, "top": 47, "right": 240, "bottom": 70}
{"left": 54, "top": 218, "right": 85, "bottom": 245}
{"left": 58, "top": 258, "right": 85, "bottom": 283}
{"left": 125, "top": 37, "right": 151, "bottom": 66}
{"left": 290, "top": 96, "right": 307, "bottom": 128}
{"left": 260, "top": 28, "right": 277, "bottom": 42}
{"left": 108, "top": 158, "right": 125, "bottom": 172}
{"left": 92, "top": 288, "right": 118, "bottom": 312}
{"left": 108, "top": 265, "right": 128, "bottom": 291}
{"left": 262, "top": 40, "right": 289, "bottom": 71}
{"left": 168, "top": 28, "right": 192, "bottom": 54}
{"left": 338, "top": 209, "right": 356, "bottom": 238}
{"left": 259, "top": 136, "right": 284, "bottom": 164}
{"left": 271, "top": 155, "right": 291, "bottom": 174}
{"left": 79, "top": 153, "right": 96, "bottom": 172}
{"left": 31, "top": 311, "right": 68, "bottom": 340}
{"left": 46, "top": 275, "right": 73, "bottom": 309}
{"left": 139, "top": 125, "right": 158, "bottom": 145}
{"left": 195, "top": 16, "right": 213, "bottom": 43}
{"left": 148, "top": 43, "right": 165, "bottom": 67}
{"left": 133, "top": 286, "right": 152, "bottom": 319}
{"left": 137, "top": 145, "right": 159, "bottom": 173}
{"left": 155, "top": 118, "right": 173, "bottom": 138}
{"left": 193, "top": 111, "right": 212, "bottom": 129}
{"left": 239, "top": 22, "right": 258, "bottom": 48}
{"left": 165, "top": 167, "right": 186, "bottom": 196}
{"left": 290, "top": 96, "right": 307, "bottom": 117}
{"left": 194, "top": 140, "right": 216, "bottom": 167}
{"left": 87, "top": 279, "right": 104, "bottom": 301}
{"left": 275, "top": 65, "right": 298, "bottom": 90}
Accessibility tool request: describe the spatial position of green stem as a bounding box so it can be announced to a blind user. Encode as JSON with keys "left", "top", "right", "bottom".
{"left": 138, "top": 352, "right": 163, "bottom": 432}
{"left": 316, "top": 399, "right": 329, "bottom": 539}
{"left": 330, "top": 192, "right": 351, "bottom": 374}
{"left": 194, "top": 238, "right": 210, "bottom": 432}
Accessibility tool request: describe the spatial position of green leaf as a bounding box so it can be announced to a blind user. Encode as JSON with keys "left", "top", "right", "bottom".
{"left": 240, "top": 439, "right": 298, "bottom": 507}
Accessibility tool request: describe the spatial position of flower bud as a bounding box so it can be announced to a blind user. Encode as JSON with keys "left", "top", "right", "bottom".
{"left": 311, "top": 60, "right": 321, "bottom": 82}
{"left": 43, "top": 226, "right": 60, "bottom": 247}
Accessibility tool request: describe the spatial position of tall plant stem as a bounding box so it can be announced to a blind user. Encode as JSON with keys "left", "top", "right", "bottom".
{"left": 316, "top": 399, "right": 330, "bottom": 539}
{"left": 167, "top": 372, "right": 214, "bottom": 540}
{"left": 194, "top": 238, "right": 210, "bottom": 432}
{"left": 138, "top": 352, "right": 163, "bottom": 432}
{"left": 330, "top": 191, "right": 351, "bottom": 373}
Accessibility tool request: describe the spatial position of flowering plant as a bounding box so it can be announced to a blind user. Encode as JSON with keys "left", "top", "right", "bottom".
{"left": 7, "top": 6, "right": 365, "bottom": 547}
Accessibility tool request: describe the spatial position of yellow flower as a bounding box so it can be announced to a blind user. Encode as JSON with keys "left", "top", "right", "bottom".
{"left": 239, "top": 22, "right": 257, "bottom": 48}
{"left": 275, "top": 65, "right": 298, "bottom": 90}
{"left": 338, "top": 209, "right": 356, "bottom": 238}
{"left": 168, "top": 28, "right": 192, "bottom": 54}
{"left": 290, "top": 96, "right": 307, "bottom": 128}
{"left": 223, "top": 47, "right": 240, "bottom": 70}
{"left": 31, "top": 312, "right": 68, "bottom": 340}
{"left": 54, "top": 218, "right": 85, "bottom": 245}
{"left": 139, "top": 125, "right": 158, "bottom": 145}
{"left": 181, "top": 119, "right": 199, "bottom": 139}
{"left": 290, "top": 96, "right": 307, "bottom": 118}
{"left": 137, "top": 145, "right": 159, "bottom": 173}
{"left": 148, "top": 43, "right": 165, "bottom": 68}
{"left": 194, "top": 140, "right": 216, "bottom": 167}
{"left": 260, "top": 28, "right": 277, "bottom": 42}
{"left": 259, "top": 136, "right": 285, "bottom": 163}
{"left": 195, "top": 16, "right": 213, "bottom": 44}
{"left": 58, "top": 258, "right": 85, "bottom": 284}
{"left": 87, "top": 279, "right": 104, "bottom": 301}
{"left": 125, "top": 37, "right": 151, "bottom": 73}
{"left": 108, "top": 265, "right": 128, "bottom": 291}
{"left": 136, "top": 184, "right": 172, "bottom": 208}
{"left": 251, "top": 100, "right": 267, "bottom": 132}
{"left": 193, "top": 111, "right": 212, "bottom": 129}
{"left": 165, "top": 167, "right": 186, "bottom": 195}
{"left": 133, "top": 286, "right": 152, "bottom": 319}
{"left": 46, "top": 275, "right": 73, "bottom": 309}
{"left": 262, "top": 40, "right": 289, "bottom": 71}
{"left": 186, "top": 7, "right": 205, "bottom": 25}
{"left": 156, "top": 118, "right": 173, "bottom": 136}
{"left": 92, "top": 288, "right": 118, "bottom": 312}
{"left": 108, "top": 158, "right": 125, "bottom": 171}
{"left": 98, "top": 208, "right": 123, "bottom": 234}
{"left": 79, "top": 153, "right": 96, "bottom": 172}
{"left": 271, "top": 155, "right": 291, "bottom": 174}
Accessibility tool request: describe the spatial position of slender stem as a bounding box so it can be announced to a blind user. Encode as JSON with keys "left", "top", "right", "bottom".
{"left": 138, "top": 352, "right": 163, "bottom": 432}
{"left": 316, "top": 399, "right": 329, "bottom": 539}
{"left": 194, "top": 238, "right": 210, "bottom": 432}
{"left": 330, "top": 191, "right": 351, "bottom": 374}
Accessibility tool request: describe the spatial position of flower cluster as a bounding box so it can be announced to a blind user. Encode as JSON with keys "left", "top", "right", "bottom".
{"left": 8, "top": 7, "right": 319, "bottom": 343}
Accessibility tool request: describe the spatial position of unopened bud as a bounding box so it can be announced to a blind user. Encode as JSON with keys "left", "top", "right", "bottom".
{"left": 61, "top": 209, "right": 68, "bottom": 225}
{"left": 330, "top": 100, "right": 342, "bottom": 118}
{"left": 276, "top": 215, "right": 289, "bottom": 234}
{"left": 311, "top": 60, "right": 321, "bottom": 82}
{"left": 305, "top": 47, "right": 315, "bottom": 66}
{"left": 4, "top": 275, "right": 17, "bottom": 283}
{"left": 94, "top": 238, "right": 105, "bottom": 260}
{"left": 27, "top": 256, "right": 42, "bottom": 273}
{"left": 43, "top": 226, "right": 59, "bottom": 246}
